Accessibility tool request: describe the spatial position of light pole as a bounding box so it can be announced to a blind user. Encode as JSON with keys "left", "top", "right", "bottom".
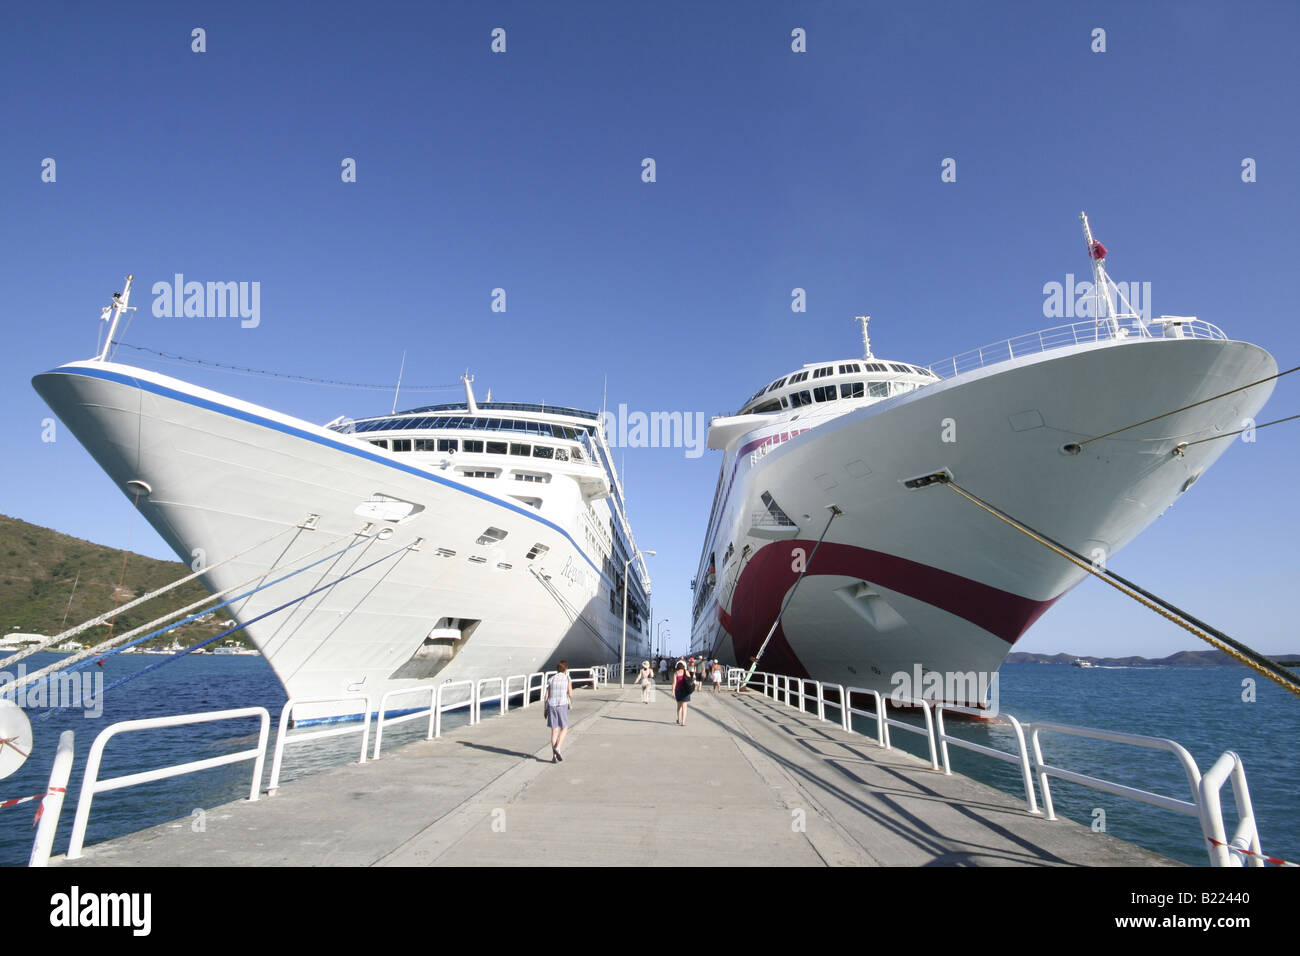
{"left": 656, "top": 620, "right": 669, "bottom": 656}
{"left": 621, "top": 550, "right": 655, "bottom": 687}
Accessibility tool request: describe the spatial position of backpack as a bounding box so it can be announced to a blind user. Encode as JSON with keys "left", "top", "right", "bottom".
{"left": 681, "top": 675, "right": 696, "bottom": 695}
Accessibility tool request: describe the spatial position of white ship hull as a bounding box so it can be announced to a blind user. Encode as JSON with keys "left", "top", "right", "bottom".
{"left": 34, "top": 362, "right": 645, "bottom": 721}
{"left": 694, "top": 335, "right": 1275, "bottom": 703}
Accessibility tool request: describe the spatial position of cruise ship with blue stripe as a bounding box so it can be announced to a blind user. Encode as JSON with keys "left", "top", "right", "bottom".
{"left": 32, "top": 282, "right": 652, "bottom": 722}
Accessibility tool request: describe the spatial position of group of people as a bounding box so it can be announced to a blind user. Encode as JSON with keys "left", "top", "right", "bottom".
{"left": 638, "top": 655, "right": 724, "bottom": 726}
{"left": 545, "top": 655, "right": 730, "bottom": 762}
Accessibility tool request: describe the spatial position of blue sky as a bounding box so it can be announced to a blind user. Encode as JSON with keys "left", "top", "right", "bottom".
{"left": 2, "top": 0, "right": 1297, "bottom": 658}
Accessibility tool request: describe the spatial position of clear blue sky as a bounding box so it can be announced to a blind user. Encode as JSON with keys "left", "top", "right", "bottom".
{"left": 2, "top": 1, "right": 1297, "bottom": 658}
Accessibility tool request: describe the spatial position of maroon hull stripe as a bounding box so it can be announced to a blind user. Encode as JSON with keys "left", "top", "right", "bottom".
{"left": 719, "top": 540, "right": 1062, "bottom": 677}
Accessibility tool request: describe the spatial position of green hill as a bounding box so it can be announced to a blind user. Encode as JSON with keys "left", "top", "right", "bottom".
{"left": 0, "top": 513, "right": 248, "bottom": 650}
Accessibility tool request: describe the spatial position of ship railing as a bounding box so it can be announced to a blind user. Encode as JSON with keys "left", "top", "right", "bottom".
{"left": 935, "top": 703, "right": 1039, "bottom": 814}
{"left": 434, "top": 681, "right": 478, "bottom": 739}
{"left": 268, "top": 696, "right": 372, "bottom": 795}
{"left": 924, "top": 316, "right": 1227, "bottom": 381}
{"left": 553, "top": 667, "right": 599, "bottom": 690}
{"left": 66, "top": 707, "right": 272, "bottom": 860}
{"left": 1199, "top": 750, "right": 1265, "bottom": 867}
{"left": 726, "top": 668, "right": 746, "bottom": 690}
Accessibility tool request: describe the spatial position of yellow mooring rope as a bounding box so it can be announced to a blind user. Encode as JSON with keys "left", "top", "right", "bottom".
{"left": 939, "top": 478, "right": 1300, "bottom": 700}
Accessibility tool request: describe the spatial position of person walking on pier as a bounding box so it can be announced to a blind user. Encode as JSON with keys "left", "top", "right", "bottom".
{"left": 637, "top": 660, "right": 656, "bottom": 703}
{"left": 659, "top": 657, "right": 668, "bottom": 683}
{"left": 673, "top": 661, "right": 694, "bottom": 726}
{"left": 546, "top": 660, "right": 573, "bottom": 762}
{"left": 711, "top": 660, "right": 722, "bottom": 692}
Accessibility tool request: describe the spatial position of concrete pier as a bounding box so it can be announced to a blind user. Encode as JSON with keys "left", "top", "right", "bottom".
{"left": 54, "top": 684, "right": 1175, "bottom": 867}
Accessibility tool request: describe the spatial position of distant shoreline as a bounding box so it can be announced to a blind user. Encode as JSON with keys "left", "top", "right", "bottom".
{"left": 1008, "top": 650, "right": 1300, "bottom": 668}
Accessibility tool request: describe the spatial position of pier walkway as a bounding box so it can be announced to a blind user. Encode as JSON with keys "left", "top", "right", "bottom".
{"left": 54, "top": 685, "right": 1173, "bottom": 867}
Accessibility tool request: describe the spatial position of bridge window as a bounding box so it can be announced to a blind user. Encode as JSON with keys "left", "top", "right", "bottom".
{"left": 788, "top": 371, "right": 809, "bottom": 384}
{"left": 789, "top": 390, "right": 813, "bottom": 408}
{"left": 369, "top": 439, "right": 389, "bottom": 449}
{"left": 813, "top": 385, "right": 837, "bottom": 403}
{"left": 414, "top": 439, "right": 437, "bottom": 451}
{"left": 463, "top": 439, "right": 484, "bottom": 453}
{"left": 533, "top": 445, "right": 555, "bottom": 459}
{"left": 391, "top": 439, "right": 412, "bottom": 452}
{"left": 509, "top": 443, "right": 531, "bottom": 457}
{"left": 812, "top": 366, "right": 834, "bottom": 379}
{"left": 840, "top": 382, "right": 864, "bottom": 399}
{"left": 438, "top": 439, "right": 458, "bottom": 452}
{"left": 838, "top": 363, "right": 862, "bottom": 374}
{"left": 487, "top": 441, "right": 507, "bottom": 455}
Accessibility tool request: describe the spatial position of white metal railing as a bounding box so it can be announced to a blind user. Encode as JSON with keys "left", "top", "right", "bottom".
{"left": 524, "top": 672, "right": 545, "bottom": 707}
{"left": 268, "top": 696, "right": 372, "bottom": 795}
{"left": 1029, "top": 720, "right": 1202, "bottom": 824}
{"left": 28, "top": 730, "right": 75, "bottom": 867}
{"left": 925, "top": 316, "right": 1227, "bottom": 381}
{"left": 935, "top": 704, "right": 1039, "bottom": 814}
{"left": 844, "top": 686, "right": 888, "bottom": 746}
{"left": 434, "top": 680, "right": 477, "bottom": 738}
{"left": 67, "top": 707, "right": 271, "bottom": 860}
{"left": 726, "top": 668, "right": 745, "bottom": 691}
{"left": 749, "top": 670, "right": 1279, "bottom": 865}
{"left": 477, "top": 677, "right": 507, "bottom": 718}
{"left": 372, "top": 685, "right": 438, "bottom": 759}
{"left": 1199, "top": 751, "right": 1264, "bottom": 867}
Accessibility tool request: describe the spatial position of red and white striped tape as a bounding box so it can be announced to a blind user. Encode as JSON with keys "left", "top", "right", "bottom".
{"left": 0, "top": 787, "right": 65, "bottom": 827}
{"left": 1207, "top": 837, "right": 1297, "bottom": 867}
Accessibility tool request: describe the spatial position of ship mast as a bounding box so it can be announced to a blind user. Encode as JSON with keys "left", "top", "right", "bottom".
{"left": 96, "top": 275, "right": 136, "bottom": 362}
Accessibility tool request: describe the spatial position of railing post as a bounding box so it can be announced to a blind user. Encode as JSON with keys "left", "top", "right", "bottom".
{"left": 28, "top": 730, "right": 75, "bottom": 868}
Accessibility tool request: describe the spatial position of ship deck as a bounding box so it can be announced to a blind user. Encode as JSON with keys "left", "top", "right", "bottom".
{"left": 51, "top": 685, "right": 1175, "bottom": 867}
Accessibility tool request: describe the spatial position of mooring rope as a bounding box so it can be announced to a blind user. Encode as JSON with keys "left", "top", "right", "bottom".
{"left": 0, "top": 528, "right": 366, "bottom": 701}
{"left": 0, "top": 523, "right": 301, "bottom": 670}
{"left": 936, "top": 477, "right": 1300, "bottom": 699}
{"left": 1073, "top": 364, "right": 1298, "bottom": 448}
{"left": 31, "top": 536, "right": 420, "bottom": 722}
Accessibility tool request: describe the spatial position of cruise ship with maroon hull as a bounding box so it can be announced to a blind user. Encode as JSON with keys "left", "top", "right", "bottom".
{"left": 690, "top": 215, "right": 1275, "bottom": 706}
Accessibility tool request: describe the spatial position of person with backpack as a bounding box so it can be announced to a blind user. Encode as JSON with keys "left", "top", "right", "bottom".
{"left": 673, "top": 660, "right": 694, "bottom": 726}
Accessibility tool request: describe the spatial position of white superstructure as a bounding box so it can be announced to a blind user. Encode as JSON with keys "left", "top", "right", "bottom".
{"left": 691, "top": 215, "right": 1276, "bottom": 705}
{"left": 33, "top": 300, "right": 652, "bottom": 722}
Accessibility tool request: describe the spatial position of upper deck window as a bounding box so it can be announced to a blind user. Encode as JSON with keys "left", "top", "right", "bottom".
{"left": 812, "top": 385, "right": 837, "bottom": 403}
{"left": 789, "top": 389, "right": 813, "bottom": 408}
{"left": 788, "top": 371, "right": 809, "bottom": 384}
{"left": 766, "top": 377, "right": 787, "bottom": 393}
{"left": 838, "top": 363, "right": 862, "bottom": 374}
{"left": 812, "top": 366, "right": 834, "bottom": 379}
{"left": 840, "top": 382, "right": 865, "bottom": 399}
{"left": 889, "top": 363, "right": 911, "bottom": 373}
{"left": 865, "top": 362, "right": 887, "bottom": 372}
